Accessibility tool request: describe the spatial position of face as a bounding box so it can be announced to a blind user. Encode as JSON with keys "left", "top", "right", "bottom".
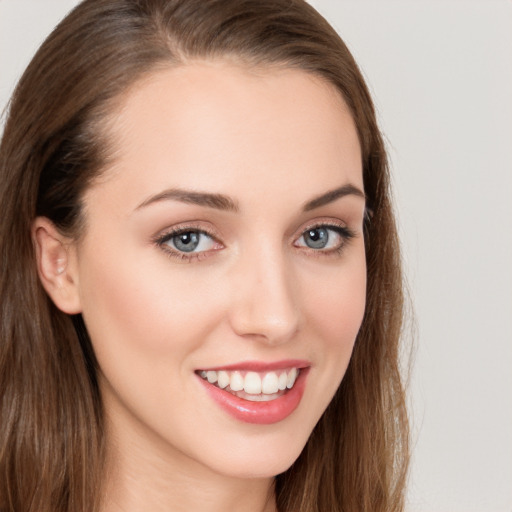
{"left": 70, "top": 62, "right": 366, "bottom": 479}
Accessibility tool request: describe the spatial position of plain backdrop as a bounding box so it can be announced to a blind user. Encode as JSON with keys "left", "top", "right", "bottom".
{"left": 1, "top": 1, "right": 511, "bottom": 511}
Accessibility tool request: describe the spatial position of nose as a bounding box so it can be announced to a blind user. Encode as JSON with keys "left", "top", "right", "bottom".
{"left": 228, "top": 246, "right": 300, "bottom": 346}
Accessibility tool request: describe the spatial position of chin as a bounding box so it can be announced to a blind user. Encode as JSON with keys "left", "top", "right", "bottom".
{"left": 194, "top": 423, "right": 313, "bottom": 480}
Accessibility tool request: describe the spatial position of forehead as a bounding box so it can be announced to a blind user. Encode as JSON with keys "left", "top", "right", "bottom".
{"left": 90, "top": 61, "right": 362, "bottom": 210}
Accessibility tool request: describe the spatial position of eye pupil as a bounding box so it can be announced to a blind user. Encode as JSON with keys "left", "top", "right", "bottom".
{"left": 173, "top": 231, "right": 200, "bottom": 252}
{"left": 305, "top": 228, "right": 328, "bottom": 249}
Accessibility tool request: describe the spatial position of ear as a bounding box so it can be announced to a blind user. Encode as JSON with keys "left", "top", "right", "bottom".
{"left": 32, "top": 217, "right": 82, "bottom": 314}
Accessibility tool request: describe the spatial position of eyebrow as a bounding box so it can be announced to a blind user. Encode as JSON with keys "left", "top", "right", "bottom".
{"left": 136, "top": 188, "right": 239, "bottom": 212}
{"left": 302, "top": 184, "right": 366, "bottom": 211}
{"left": 135, "top": 183, "right": 365, "bottom": 213}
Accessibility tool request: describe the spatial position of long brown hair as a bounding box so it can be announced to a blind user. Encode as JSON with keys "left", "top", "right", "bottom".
{"left": 0, "top": 1, "right": 409, "bottom": 510}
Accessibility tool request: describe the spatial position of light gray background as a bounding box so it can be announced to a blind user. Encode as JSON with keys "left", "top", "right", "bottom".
{"left": 1, "top": 1, "right": 511, "bottom": 511}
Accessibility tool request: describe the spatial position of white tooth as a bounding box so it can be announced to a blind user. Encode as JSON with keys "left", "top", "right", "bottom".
{"left": 261, "top": 372, "right": 279, "bottom": 394}
{"left": 286, "top": 368, "right": 298, "bottom": 389}
{"left": 278, "top": 372, "right": 288, "bottom": 390}
{"left": 206, "top": 371, "right": 218, "bottom": 384}
{"left": 230, "top": 371, "right": 244, "bottom": 391}
{"left": 217, "top": 371, "right": 230, "bottom": 389}
{"left": 244, "top": 372, "right": 262, "bottom": 394}
{"left": 244, "top": 393, "right": 280, "bottom": 402}
{"left": 200, "top": 371, "right": 207, "bottom": 379}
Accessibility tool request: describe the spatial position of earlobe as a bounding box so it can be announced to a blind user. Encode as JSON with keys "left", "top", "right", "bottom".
{"left": 32, "top": 217, "right": 82, "bottom": 315}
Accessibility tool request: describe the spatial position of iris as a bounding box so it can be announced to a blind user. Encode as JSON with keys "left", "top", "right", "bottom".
{"left": 304, "top": 227, "right": 329, "bottom": 249}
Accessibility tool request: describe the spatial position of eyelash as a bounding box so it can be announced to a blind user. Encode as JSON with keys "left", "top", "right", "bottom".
{"left": 154, "top": 224, "right": 220, "bottom": 262}
{"left": 295, "top": 222, "right": 356, "bottom": 258}
{"left": 154, "top": 222, "right": 356, "bottom": 262}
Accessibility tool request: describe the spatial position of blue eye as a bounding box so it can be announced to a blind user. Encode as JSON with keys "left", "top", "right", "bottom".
{"left": 162, "top": 229, "right": 217, "bottom": 254}
{"left": 172, "top": 231, "right": 200, "bottom": 252}
{"left": 303, "top": 227, "right": 330, "bottom": 249}
{"left": 296, "top": 225, "right": 353, "bottom": 252}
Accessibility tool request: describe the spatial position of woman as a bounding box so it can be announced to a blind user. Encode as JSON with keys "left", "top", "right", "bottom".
{"left": 0, "top": 1, "right": 408, "bottom": 511}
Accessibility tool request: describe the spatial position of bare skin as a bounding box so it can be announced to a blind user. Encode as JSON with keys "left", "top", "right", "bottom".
{"left": 34, "top": 62, "right": 365, "bottom": 512}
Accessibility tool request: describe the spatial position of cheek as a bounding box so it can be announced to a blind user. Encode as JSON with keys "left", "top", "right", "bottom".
{"left": 300, "top": 247, "right": 367, "bottom": 398}
{"left": 305, "top": 253, "right": 366, "bottom": 350}
{"left": 76, "top": 246, "right": 229, "bottom": 434}
{"left": 76, "top": 239, "right": 227, "bottom": 380}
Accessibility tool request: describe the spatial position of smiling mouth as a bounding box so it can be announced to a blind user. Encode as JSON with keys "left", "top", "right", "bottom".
{"left": 197, "top": 368, "right": 300, "bottom": 402}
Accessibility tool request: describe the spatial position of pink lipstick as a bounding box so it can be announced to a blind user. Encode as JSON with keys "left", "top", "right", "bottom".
{"left": 196, "top": 360, "right": 310, "bottom": 424}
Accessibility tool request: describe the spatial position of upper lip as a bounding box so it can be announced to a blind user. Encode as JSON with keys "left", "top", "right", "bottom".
{"left": 197, "top": 359, "right": 311, "bottom": 372}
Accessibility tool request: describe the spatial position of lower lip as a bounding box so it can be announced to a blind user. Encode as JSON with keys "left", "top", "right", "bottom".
{"left": 198, "top": 368, "right": 309, "bottom": 425}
